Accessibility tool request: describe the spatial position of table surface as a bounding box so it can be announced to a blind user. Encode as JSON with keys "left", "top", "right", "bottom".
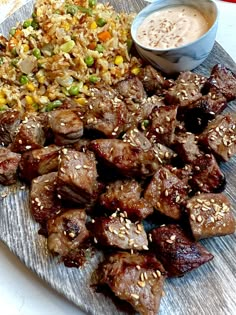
{"left": 0, "top": 1, "right": 236, "bottom": 315}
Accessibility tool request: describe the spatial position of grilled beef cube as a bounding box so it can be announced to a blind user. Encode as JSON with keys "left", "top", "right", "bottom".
{"left": 0, "top": 35, "right": 7, "bottom": 51}
{"left": 0, "top": 147, "right": 21, "bottom": 185}
{"left": 190, "top": 154, "right": 226, "bottom": 193}
{"left": 151, "top": 224, "right": 214, "bottom": 276}
{"left": 199, "top": 114, "right": 236, "bottom": 161}
{"left": 144, "top": 167, "right": 188, "bottom": 220}
{"left": 89, "top": 139, "right": 159, "bottom": 178}
{"left": 10, "top": 115, "right": 46, "bottom": 153}
{"left": 30, "top": 172, "right": 63, "bottom": 224}
{"left": 97, "top": 252, "right": 166, "bottom": 315}
{"left": 146, "top": 105, "right": 178, "bottom": 146}
{"left": 115, "top": 76, "right": 146, "bottom": 103}
{"left": 99, "top": 179, "right": 153, "bottom": 221}
{"left": 186, "top": 193, "right": 235, "bottom": 240}
{"left": 153, "top": 143, "right": 177, "bottom": 165}
{"left": 165, "top": 72, "right": 206, "bottom": 110}
{"left": 173, "top": 132, "right": 201, "bottom": 164}
{"left": 122, "top": 128, "right": 152, "bottom": 151}
{"left": 19, "top": 144, "right": 60, "bottom": 182}
{"left": 166, "top": 165, "right": 192, "bottom": 187}
{"left": 57, "top": 149, "right": 100, "bottom": 205}
{"left": 183, "top": 87, "right": 227, "bottom": 133}
{"left": 84, "top": 86, "right": 129, "bottom": 138}
{"left": 48, "top": 109, "right": 83, "bottom": 145}
{"left": 138, "top": 65, "right": 166, "bottom": 95}
{"left": 90, "top": 216, "right": 148, "bottom": 251}
{"left": 0, "top": 110, "right": 21, "bottom": 146}
{"left": 203, "top": 64, "right": 236, "bottom": 101}
{"left": 47, "top": 209, "right": 89, "bottom": 256}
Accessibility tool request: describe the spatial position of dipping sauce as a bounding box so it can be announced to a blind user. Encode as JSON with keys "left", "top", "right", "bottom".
{"left": 137, "top": 5, "right": 209, "bottom": 49}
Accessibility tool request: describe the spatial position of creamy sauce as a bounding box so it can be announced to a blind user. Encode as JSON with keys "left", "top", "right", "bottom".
{"left": 137, "top": 5, "right": 209, "bottom": 49}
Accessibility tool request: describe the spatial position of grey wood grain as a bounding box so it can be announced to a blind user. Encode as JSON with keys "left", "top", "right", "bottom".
{"left": 0, "top": 1, "right": 236, "bottom": 315}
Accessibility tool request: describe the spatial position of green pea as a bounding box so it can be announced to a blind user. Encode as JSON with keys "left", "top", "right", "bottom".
{"left": 89, "top": 75, "right": 100, "bottom": 84}
{"left": 32, "top": 103, "right": 39, "bottom": 111}
{"left": 9, "top": 28, "right": 16, "bottom": 36}
{"left": 11, "top": 48, "right": 18, "bottom": 56}
{"left": 32, "top": 48, "right": 41, "bottom": 59}
{"left": 45, "top": 100, "right": 62, "bottom": 112}
{"left": 0, "top": 57, "right": 4, "bottom": 65}
{"left": 96, "top": 17, "right": 107, "bottom": 27}
{"left": 0, "top": 105, "right": 8, "bottom": 111}
{"left": 60, "top": 40, "right": 75, "bottom": 53}
{"left": 89, "top": 0, "right": 97, "bottom": 7}
{"left": 141, "top": 119, "right": 150, "bottom": 130}
{"left": 66, "top": 5, "right": 78, "bottom": 16}
{"left": 11, "top": 58, "right": 19, "bottom": 67}
{"left": 31, "top": 20, "right": 39, "bottom": 30}
{"left": 96, "top": 44, "right": 104, "bottom": 53}
{"left": 23, "top": 19, "right": 32, "bottom": 28}
{"left": 68, "top": 85, "right": 81, "bottom": 96}
{"left": 19, "top": 75, "right": 29, "bottom": 85}
{"left": 84, "top": 55, "right": 94, "bottom": 67}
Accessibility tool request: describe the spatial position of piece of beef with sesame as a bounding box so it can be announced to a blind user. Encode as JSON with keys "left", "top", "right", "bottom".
{"left": 146, "top": 105, "right": 178, "bottom": 146}
{"left": 96, "top": 252, "right": 166, "bottom": 315}
{"left": 199, "top": 114, "right": 236, "bottom": 162}
{"left": 203, "top": 64, "right": 236, "bottom": 101}
{"left": 89, "top": 139, "right": 159, "bottom": 178}
{"left": 0, "top": 147, "right": 21, "bottom": 185}
{"left": 30, "top": 172, "right": 63, "bottom": 225}
{"left": 186, "top": 193, "right": 235, "bottom": 240}
{"left": 48, "top": 109, "right": 83, "bottom": 145}
{"left": 138, "top": 64, "right": 166, "bottom": 95}
{"left": 151, "top": 224, "right": 214, "bottom": 277}
{"left": 0, "top": 110, "right": 21, "bottom": 146}
{"left": 122, "top": 127, "right": 152, "bottom": 151}
{"left": 84, "top": 86, "right": 129, "bottom": 138}
{"left": 47, "top": 209, "right": 89, "bottom": 257}
{"left": 152, "top": 143, "right": 177, "bottom": 165}
{"left": 165, "top": 72, "right": 206, "bottom": 115}
{"left": 19, "top": 144, "right": 60, "bottom": 182}
{"left": 173, "top": 132, "right": 202, "bottom": 164}
{"left": 10, "top": 115, "right": 46, "bottom": 153}
{"left": 90, "top": 216, "right": 148, "bottom": 251}
{"left": 115, "top": 76, "right": 146, "bottom": 104}
{"left": 190, "top": 153, "right": 226, "bottom": 193}
{"left": 99, "top": 179, "right": 153, "bottom": 221}
{"left": 57, "top": 149, "right": 101, "bottom": 205}
{"left": 144, "top": 166, "right": 188, "bottom": 220}
{"left": 183, "top": 87, "right": 227, "bottom": 133}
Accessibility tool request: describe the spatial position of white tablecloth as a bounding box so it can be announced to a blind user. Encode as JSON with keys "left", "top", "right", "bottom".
{"left": 0, "top": 1, "right": 235, "bottom": 315}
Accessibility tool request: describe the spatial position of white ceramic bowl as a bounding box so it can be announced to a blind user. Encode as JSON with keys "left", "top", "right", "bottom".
{"left": 131, "top": 0, "right": 219, "bottom": 74}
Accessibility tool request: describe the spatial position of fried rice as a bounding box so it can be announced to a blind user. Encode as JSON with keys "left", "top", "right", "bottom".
{"left": 0, "top": 0, "right": 142, "bottom": 113}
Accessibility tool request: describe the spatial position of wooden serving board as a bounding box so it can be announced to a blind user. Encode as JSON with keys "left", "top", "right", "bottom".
{"left": 0, "top": 1, "right": 236, "bottom": 314}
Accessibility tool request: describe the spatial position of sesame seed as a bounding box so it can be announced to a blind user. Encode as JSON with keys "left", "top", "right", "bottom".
{"left": 75, "top": 165, "right": 81, "bottom": 169}
{"left": 131, "top": 294, "right": 139, "bottom": 300}
{"left": 166, "top": 239, "right": 173, "bottom": 244}
{"left": 136, "top": 265, "right": 141, "bottom": 270}
{"left": 197, "top": 215, "right": 202, "bottom": 223}
{"left": 143, "top": 245, "right": 149, "bottom": 250}
{"left": 25, "top": 145, "right": 32, "bottom": 150}
{"left": 94, "top": 237, "right": 98, "bottom": 244}
{"left": 138, "top": 281, "right": 146, "bottom": 288}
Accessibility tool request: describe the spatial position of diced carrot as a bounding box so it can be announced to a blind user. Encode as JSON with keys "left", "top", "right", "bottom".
{"left": 97, "top": 30, "right": 112, "bottom": 42}
{"left": 14, "top": 29, "right": 22, "bottom": 38}
{"left": 88, "top": 42, "right": 96, "bottom": 50}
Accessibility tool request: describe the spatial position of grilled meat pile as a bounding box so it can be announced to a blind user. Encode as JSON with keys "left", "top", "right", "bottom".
{"left": 0, "top": 63, "right": 236, "bottom": 315}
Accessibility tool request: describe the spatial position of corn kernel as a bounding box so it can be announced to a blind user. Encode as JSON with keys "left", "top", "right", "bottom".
{"left": 90, "top": 21, "right": 97, "bottom": 30}
{"left": 38, "top": 76, "right": 45, "bottom": 84}
{"left": 131, "top": 67, "right": 141, "bottom": 75}
{"left": 0, "top": 97, "right": 7, "bottom": 106}
{"left": 26, "top": 83, "right": 35, "bottom": 92}
{"left": 75, "top": 97, "right": 87, "bottom": 105}
{"left": 25, "top": 95, "right": 34, "bottom": 105}
{"left": 0, "top": 91, "right": 5, "bottom": 98}
{"left": 23, "top": 44, "right": 29, "bottom": 52}
{"left": 62, "top": 22, "right": 70, "bottom": 31}
{"left": 114, "top": 56, "right": 123, "bottom": 65}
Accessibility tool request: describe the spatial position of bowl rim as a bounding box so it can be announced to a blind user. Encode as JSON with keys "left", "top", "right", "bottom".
{"left": 131, "top": 0, "right": 219, "bottom": 52}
